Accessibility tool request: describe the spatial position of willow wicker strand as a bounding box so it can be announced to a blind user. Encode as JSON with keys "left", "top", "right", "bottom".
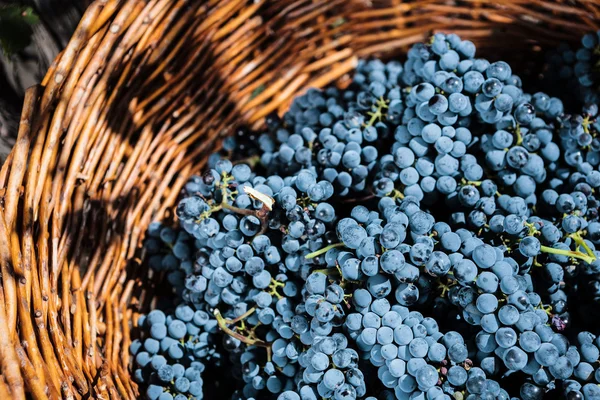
{"left": 1, "top": 0, "right": 599, "bottom": 398}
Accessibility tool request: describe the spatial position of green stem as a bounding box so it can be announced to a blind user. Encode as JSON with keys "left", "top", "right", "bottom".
{"left": 269, "top": 278, "right": 285, "bottom": 288}
{"left": 267, "top": 279, "right": 285, "bottom": 299}
{"left": 365, "top": 97, "right": 388, "bottom": 127}
{"left": 524, "top": 223, "right": 538, "bottom": 236}
{"left": 569, "top": 232, "right": 595, "bottom": 258}
{"left": 540, "top": 245, "right": 596, "bottom": 264}
{"left": 305, "top": 243, "right": 345, "bottom": 259}
{"left": 515, "top": 124, "right": 523, "bottom": 146}
{"left": 367, "top": 110, "right": 382, "bottom": 127}
{"left": 391, "top": 189, "right": 404, "bottom": 200}
{"left": 312, "top": 268, "right": 341, "bottom": 276}
{"left": 582, "top": 115, "right": 592, "bottom": 134}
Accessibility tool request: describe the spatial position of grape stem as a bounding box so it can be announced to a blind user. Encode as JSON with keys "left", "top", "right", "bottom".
{"left": 218, "top": 176, "right": 256, "bottom": 216}
{"left": 436, "top": 278, "right": 456, "bottom": 297}
{"left": 569, "top": 232, "right": 595, "bottom": 258}
{"left": 539, "top": 245, "right": 597, "bottom": 264}
{"left": 267, "top": 279, "right": 285, "bottom": 299}
{"left": 514, "top": 124, "right": 523, "bottom": 146}
{"left": 582, "top": 115, "right": 591, "bottom": 134}
{"left": 196, "top": 173, "right": 274, "bottom": 228}
{"left": 305, "top": 243, "right": 345, "bottom": 259}
{"left": 214, "top": 309, "right": 272, "bottom": 361}
{"left": 223, "top": 307, "right": 257, "bottom": 325}
{"left": 538, "top": 303, "right": 553, "bottom": 316}
{"left": 220, "top": 201, "right": 255, "bottom": 216}
{"left": 365, "top": 96, "right": 389, "bottom": 127}
{"left": 341, "top": 193, "right": 375, "bottom": 203}
{"left": 210, "top": 173, "right": 272, "bottom": 238}
{"left": 312, "top": 267, "right": 341, "bottom": 276}
{"left": 254, "top": 205, "right": 271, "bottom": 237}
{"left": 391, "top": 189, "right": 404, "bottom": 200}
{"left": 524, "top": 222, "right": 538, "bottom": 236}
{"left": 461, "top": 179, "right": 482, "bottom": 187}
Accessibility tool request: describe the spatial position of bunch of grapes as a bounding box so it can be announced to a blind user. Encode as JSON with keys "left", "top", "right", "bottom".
{"left": 130, "top": 306, "right": 219, "bottom": 400}
{"left": 545, "top": 32, "right": 600, "bottom": 106}
{"left": 131, "top": 31, "right": 600, "bottom": 400}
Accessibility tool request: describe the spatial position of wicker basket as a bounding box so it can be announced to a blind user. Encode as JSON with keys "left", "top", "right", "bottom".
{"left": 0, "top": 0, "right": 598, "bottom": 398}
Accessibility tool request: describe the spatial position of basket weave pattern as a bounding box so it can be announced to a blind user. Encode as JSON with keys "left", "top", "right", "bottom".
{"left": 0, "top": 0, "right": 598, "bottom": 398}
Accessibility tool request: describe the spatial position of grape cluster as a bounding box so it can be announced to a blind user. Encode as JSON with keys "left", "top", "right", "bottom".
{"left": 130, "top": 306, "right": 219, "bottom": 400}
{"left": 346, "top": 291, "right": 510, "bottom": 400}
{"left": 144, "top": 222, "right": 194, "bottom": 294}
{"left": 556, "top": 104, "right": 600, "bottom": 184}
{"left": 258, "top": 87, "right": 388, "bottom": 197}
{"left": 545, "top": 31, "right": 600, "bottom": 106}
{"left": 131, "top": 32, "right": 600, "bottom": 400}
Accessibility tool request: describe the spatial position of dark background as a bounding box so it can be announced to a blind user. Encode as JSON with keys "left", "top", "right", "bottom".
{"left": 0, "top": 0, "right": 90, "bottom": 161}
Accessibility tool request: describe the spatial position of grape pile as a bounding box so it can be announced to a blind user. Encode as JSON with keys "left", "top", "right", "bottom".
{"left": 545, "top": 32, "right": 600, "bottom": 106}
{"left": 130, "top": 306, "right": 219, "bottom": 400}
{"left": 132, "top": 32, "right": 600, "bottom": 400}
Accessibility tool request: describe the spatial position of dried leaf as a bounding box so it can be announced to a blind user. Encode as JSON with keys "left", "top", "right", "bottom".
{"left": 243, "top": 186, "right": 274, "bottom": 211}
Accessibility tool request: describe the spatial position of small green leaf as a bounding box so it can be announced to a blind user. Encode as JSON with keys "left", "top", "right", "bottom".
{"left": 0, "top": 6, "right": 40, "bottom": 56}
